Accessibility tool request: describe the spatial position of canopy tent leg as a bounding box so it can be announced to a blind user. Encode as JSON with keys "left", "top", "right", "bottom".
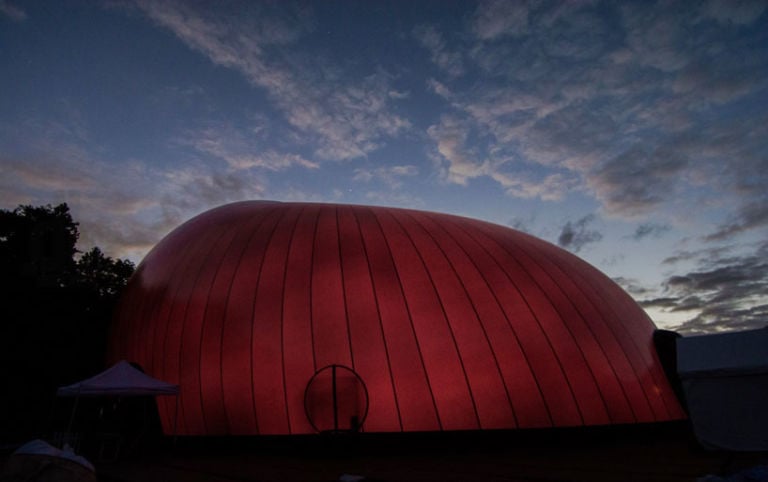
{"left": 172, "top": 395, "right": 179, "bottom": 448}
{"left": 65, "top": 394, "right": 80, "bottom": 436}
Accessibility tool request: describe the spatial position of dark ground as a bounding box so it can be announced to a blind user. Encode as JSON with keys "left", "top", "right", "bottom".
{"left": 67, "top": 423, "right": 768, "bottom": 481}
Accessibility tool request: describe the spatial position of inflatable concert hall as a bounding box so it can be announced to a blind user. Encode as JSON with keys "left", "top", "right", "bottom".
{"left": 109, "top": 201, "right": 685, "bottom": 436}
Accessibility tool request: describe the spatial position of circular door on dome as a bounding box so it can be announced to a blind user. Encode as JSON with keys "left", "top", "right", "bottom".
{"left": 304, "top": 364, "right": 369, "bottom": 433}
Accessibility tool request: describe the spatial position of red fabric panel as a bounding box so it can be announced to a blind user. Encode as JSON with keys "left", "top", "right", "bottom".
{"left": 221, "top": 209, "right": 281, "bottom": 434}
{"left": 438, "top": 217, "right": 562, "bottom": 426}
{"left": 178, "top": 225, "right": 233, "bottom": 435}
{"left": 508, "top": 232, "right": 635, "bottom": 424}
{"left": 450, "top": 218, "right": 583, "bottom": 426}
{"left": 357, "top": 208, "right": 440, "bottom": 431}
{"left": 531, "top": 239, "right": 655, "bottom": 422}
{"left": 555, "top": 249, "right": 683, "bottom": 420}
{"left": 338, "top": 207, "right": 401, "bottom": 432}
{"left": 132, "top": 268, "right": 163, "bottom": 378}
{"left": 420, "top": 213, "right": 551, "bottom": 428}
{"left": 172, "top": 226, "right": 228, "bottom": 434}
{"left": 250, "top": 207, "right": 300, "bottom": 434}
{"left": 477, "top": 222, "right": 610, "bottom": 426}
{"left": 199, "top": 216, "right": 259, "bottom": 435}
{"left": 582, "top": 257, "right": 684, "bottom": 419}
{"left": 400, "top": 211, "right": 515, "bottom": 430}
{"left": 198, "top": 207, "right": 273, "bottom": 434}
{"left": 376, "top": 210, "right": 478, "bottom": 430}
{"left": 281, "top": 207, "right": 321, "bottom": 434}
{"left": 312, "top": 206, "right": 353, "bottom": 369}
{"left": 147, "top": 217, "right": 217, "bottom": 434}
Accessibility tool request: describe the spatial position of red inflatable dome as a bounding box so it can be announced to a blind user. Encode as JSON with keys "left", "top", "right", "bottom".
{"left": 109, "top": 201, "right": 684, "bottom": 435}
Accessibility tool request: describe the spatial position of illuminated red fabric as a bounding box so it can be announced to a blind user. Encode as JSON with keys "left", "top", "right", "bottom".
{"left": 109, "top": 201, "right": 685, "bottom": 435}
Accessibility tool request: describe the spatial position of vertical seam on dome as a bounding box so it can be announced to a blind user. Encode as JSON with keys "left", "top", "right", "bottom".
{"left": 451, "top": 219, "right": 584, "bottom": 425}
{"left": 196, "top": 220, "right": 243, "bottom": 435}
{"left": 125, "top": 267, "right": 150, "bottom": 374}
{"left": 560, "top": 254, "right": 664, "bottom": 417}
{"left": 218, "top": 208, "right": 275, "bottom": 435}
{"left": 144, "top": 288, "right": 163, "bottom": 372}
{"left": 392, "top": 211, "right": 482, "bottom": 429}
{"left": 146, "top": 247, "right": 188, "bottom": 378}
{"left": 137, "top": 263, "right": 175, "bottom": 426}
{"left": 336, "top": 206, "right": 355, "bottom": 370}
{"left": 150, "top": 270, "right": 181, "bottom": 430}
{"left": 603, "top": 274, "right": 673, "bottom": 418}
{"left": 408, "top": 211, "right": 520, "bottom": 429}
{"left": 132, "top": 267, "right": 162, "bottom": 373}
{"left": 179, "top": 224, "right": 232, "bottom": 434}
{"left": 532, "top": 242, "right": 643, "bottom": 423}
{"left": 157, "top": 228, "right": 211, "bottom": 435}
{"left": 279, "top": 205, "right": 304, "bottom": 435}
{"left": 472, "top": 224, "right": 594, "bottom": 425}
{"left": 441, "top": 218, "right": 553, "bottom": 427}
{"left": 248, "top": 210, "right": 283, "bottom": 435}
{"left": 501, "top": 233, "right": 613, "bottom": 423}
{"left": 567, "top": 255, "right": 674, "bottom": 419}
{"left": 353, "top": 208, "right": 404, "bottom": 432}
{"left": 371, "top": 207, "right": 443, "bottom": 431}
{"left": 176, "top": 226, "right": 229, "bottom": 435}
{"left": 308, "top": 206, "right": 322, "bottom": 373}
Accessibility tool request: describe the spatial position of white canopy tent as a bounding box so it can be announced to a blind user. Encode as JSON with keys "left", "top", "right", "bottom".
{"left": 56, "top": 360, "right": 179, "bottom": 437}
{"left": 57, "top": 360, "right": 179, "bottom": 397}
{"left": 677, "top": 328, "right": 768, "bottom": 451}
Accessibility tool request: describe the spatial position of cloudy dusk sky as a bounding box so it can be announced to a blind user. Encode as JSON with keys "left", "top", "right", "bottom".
{"left": 1, "top": 1, "right": 767, "bottom": 335}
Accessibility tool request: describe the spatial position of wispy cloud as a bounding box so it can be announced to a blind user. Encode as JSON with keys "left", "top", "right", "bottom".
{"left": 642, "top": 241, "right": 768, "bottom": 334}
{"left": 427, "top": 116, "right": 485, "bottom": 186}
{"left": 362, "top": 190, "right": 425, "bottom": 210}
{"left": 699, "top": 0, "right": 766, "bottom": 25}
{"left": 426, "top": 111, "right": 580, "bottom": 202}
{"left": 420, "top": 0, "right": 768, "bottom": 227}
{"left": 661, "top": 245, "right": 734, "bottom": 265}
{"left": 1, "top": 152, "right": 159, "bottom": 261}
{"left": 588, "top": 146, "right": 688, "bottom": 217}
{"left": 0, "top": 117, "right": 268, "bottom": 262}
{"left": 613, "top": 276, "right": 655, "bottom": 298}
{"left": 181, "top": 124, "right": 318, "bottom": 171}
{"left": 414, "top": 25, "right": 464, "bottom": 77}
{"left": 0, "top": 0, "right": 26, "bottom": 21}
{"left": 161, "top": 166, "right": 267, "bottom": 215}
{"left": 630, "top": 223, "right": 671, "bottom": 241}
{"left": 507, "top": 213, "right": 537, "bottom": 234}
{"left": 490, "top": 171, "right": 577, "bottom": 202}
{"left": 471, "top": 0, "right": 529, "bottom": 40}
{"left": 284, "top": 72, "right": 412, "bottom": 160}
{"left": 353, "top": 164, "right": 418, "bottom": 189}
{"left": 557, "top": 214, "right": 603, "bottom": 253}
{"left": 133, "top": 0, "right": 410, "bottom": 161}
{"left": 705, "top": 201, "right": 768, "bottom": 242}
{"left": 3, "top": 0, "right": 766, "bottom": 337}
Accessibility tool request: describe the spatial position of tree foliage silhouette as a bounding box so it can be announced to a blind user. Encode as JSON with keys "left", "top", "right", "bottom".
{"left": 0, "top": 203, "right": 135, "bottom": 441}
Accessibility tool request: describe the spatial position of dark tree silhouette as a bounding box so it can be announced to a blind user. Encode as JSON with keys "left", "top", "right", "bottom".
{"left": 0, "top": 203, "right": 135, "bottom": 442}
{"left": 76, "top": 247, "right": 136, "bottom": 299}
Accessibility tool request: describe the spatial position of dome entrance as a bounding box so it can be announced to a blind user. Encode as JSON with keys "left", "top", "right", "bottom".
{"left": 304, "top": 364, "right": 369, "bottom": 433}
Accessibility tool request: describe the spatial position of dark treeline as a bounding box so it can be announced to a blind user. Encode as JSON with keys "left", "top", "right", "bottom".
{"left": 0, "top": 203, "right": 135, "bottom": 442}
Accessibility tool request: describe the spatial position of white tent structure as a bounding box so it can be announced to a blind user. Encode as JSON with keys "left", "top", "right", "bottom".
{"left": 57, "top": 360, "right": 179, "bottom": 437}
{"left": 57, "top": 360, "right": 178, "bottom": 397}
{"left": 677, "top": 328, "right": 768, "bottom": 451}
